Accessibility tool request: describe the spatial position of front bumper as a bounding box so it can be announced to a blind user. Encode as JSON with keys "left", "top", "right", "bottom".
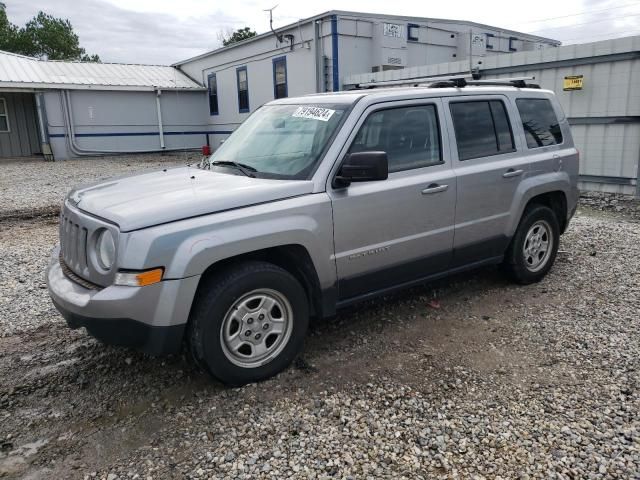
{"left": 46, "top": 247, "right": 200, "bottom": 355}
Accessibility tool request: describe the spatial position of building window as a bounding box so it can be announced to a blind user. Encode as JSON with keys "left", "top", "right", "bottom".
{"left": 485, "top": 33, "right": 494, "bottom": 49}
{"left": 516, "top": 98, "right": 563, "bottom": 148}
{"left": 272, "top": 56, "right": 287, "bottom": 99}
{"left": 407, "top": 23, "right": 420, "bottom": 42}
{"left": 509, "top": 36, "right": 518, "bottom": 52}
{"left": 0, "top": 98, "right": 9, "bottom": 132}
{"left": 207, "top": 73, "right": 219, "bottom": 116}
{"left": 236, "top": 66, "right": 249, "bottom": 113}
{"left": 450, "top": 100, "right": 515, "bottom": 161}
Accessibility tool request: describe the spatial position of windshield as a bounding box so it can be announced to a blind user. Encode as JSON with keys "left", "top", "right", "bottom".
{"left": 208, "top": 104, "right": 347, "bottom": 180}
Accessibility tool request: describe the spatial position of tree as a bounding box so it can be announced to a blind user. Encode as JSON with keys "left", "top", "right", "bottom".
{"left": 0, "top": 4, "right": 20, "bottom": 52}
{"left": 0, "top": 8, "right": 100, "bottom": 62}
{"left": 221, "top": 27, "right": 257, "bottom": 47}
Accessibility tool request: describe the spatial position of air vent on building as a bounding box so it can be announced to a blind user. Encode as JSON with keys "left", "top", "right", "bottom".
{"left": 387, "top": 57, "right": 402, "bottom": 65}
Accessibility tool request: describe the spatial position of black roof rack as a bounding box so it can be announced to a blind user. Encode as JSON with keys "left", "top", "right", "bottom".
{"left": 353, "top": 75, "right": 540, "bottom": 90}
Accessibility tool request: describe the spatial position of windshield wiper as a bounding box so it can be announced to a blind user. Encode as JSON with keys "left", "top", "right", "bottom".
{"left": 209, "top": 160, "right": 257, "bottom": 178}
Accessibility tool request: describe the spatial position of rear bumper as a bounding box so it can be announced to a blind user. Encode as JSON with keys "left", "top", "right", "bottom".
{"left": 46, "top": 246, "right": 200, "bottom": 355}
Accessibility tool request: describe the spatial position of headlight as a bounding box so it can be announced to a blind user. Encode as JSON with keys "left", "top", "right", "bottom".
{"left": 96, "top": 229, "right": 116, "bottom": 270}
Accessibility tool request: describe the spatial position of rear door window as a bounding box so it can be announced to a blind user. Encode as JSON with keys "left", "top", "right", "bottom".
{"left": 516, "top": 98, "right": 563, "bottom": 148}
{"left": 450, "top": 100, "right": 515, "bottom": 161}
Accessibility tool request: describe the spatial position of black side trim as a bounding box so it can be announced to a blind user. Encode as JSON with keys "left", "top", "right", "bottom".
{"left": 53, "top": 300, "right": 185, "bottom": 355}
{"left": 320, "top": 284, "right": 338, "bottom": 318}
{"left": 451, "top": 235, "right": 510, "bottom": 268}
{"left": 336, "top": 236, "right": 510, "bottom": 304}
{"left": 336, "top": 256, "right": 504, "bottom": 309}
{"left": 338, "top": 250, "right": 451, "bottom": 301}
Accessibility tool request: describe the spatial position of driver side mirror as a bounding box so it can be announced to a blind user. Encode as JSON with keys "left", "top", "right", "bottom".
{"left": 334, "top": 151, "right": 388, "bottom": 188}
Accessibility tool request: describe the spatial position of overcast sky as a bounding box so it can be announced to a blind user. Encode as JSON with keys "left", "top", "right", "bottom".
{"left": 4, "top": 0, "right": 639, "bottom": 64}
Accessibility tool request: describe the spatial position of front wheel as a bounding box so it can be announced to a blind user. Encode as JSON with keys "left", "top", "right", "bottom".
{"left": 503, "top": 204, "right": 560, "bottom": 284}
{"left": 189, "top": 261, "right": 309, "bottom": 386}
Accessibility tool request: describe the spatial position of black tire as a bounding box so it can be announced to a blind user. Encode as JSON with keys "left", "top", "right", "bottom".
{"left": 188, "top": 261, "right": 309, "bottom": 386}
{"left": 503, "top": 204, "right": 560, "bottom": 285}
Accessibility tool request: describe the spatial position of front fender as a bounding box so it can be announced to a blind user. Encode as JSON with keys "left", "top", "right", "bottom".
{"left": 119, "top": 194, "right": 337, "bottom": 290}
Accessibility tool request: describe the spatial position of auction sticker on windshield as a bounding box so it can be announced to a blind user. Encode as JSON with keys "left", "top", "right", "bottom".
{"left": 292, "top": 106, "right": 335, "bottom": 122}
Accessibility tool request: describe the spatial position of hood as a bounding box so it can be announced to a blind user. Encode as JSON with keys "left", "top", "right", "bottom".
{"left": 69, "top": 167, "right": 315, "bottom": 231}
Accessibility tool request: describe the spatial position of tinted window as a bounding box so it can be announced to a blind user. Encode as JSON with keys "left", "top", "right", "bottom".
{"left": 207, "top": 74, "right": 218, "bottom": 115}
{"left": 348, "top": 105, "right": 442, "bottom": 173}
{"left": 516, "top": 98, "right": 563, "bottom": 148}
{"left": 450, "top": 100, "right": 515, "bottom": 161}
{"left": 237, "top": 67, "right": 249, "bottom": 112}
{"left": 273, "top": 57, "right": 287, "bottom": 99}
{"left": 490, "top": 101, "right": 515, "bottom": 152}
{"left": 0, "top": 98, "right": 8, "bottom": 132}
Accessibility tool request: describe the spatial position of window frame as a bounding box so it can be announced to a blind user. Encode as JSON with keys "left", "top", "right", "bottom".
{"left": 236, "top": 66, "right": 250, "bottom": 113}
{"left": 0, "top": 98, "right": 9, "bottom": 133}
{"left": 346, "top": 102, "right": 444, "bottom": 174}
{"left": 272, "top": 56, "right": 288, "bottom": 99}
{"left": 448, "top": 98, "right": 517, "bottom": 162}
{"left": 485, "top": 33, "right": 494, "bottom": 50}
{"left": 207, "top": 72, "right": 219, "bottom": 116}
{"left": 515, "top": 97, "right": 564, "bottom": 149}
{"left": 407, "top": 23, "right": 420, "bottom": 42}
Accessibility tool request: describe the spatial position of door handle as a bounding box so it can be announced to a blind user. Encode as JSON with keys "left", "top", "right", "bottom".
{"left": 421, "top": 184, "right": 448, "bottom": 195}
{"left": 503, "top": 169, "right": 524, "bottom": 178}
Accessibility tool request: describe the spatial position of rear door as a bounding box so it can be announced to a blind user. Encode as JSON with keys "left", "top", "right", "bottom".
{"left": 443, "top": 95, "right": 529, "bottom": 267}
{"left": 328, "top": 99, "right": 457, "bottom": 301}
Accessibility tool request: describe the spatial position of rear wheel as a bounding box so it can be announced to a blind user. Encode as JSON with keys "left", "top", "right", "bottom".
{"left": 189, "top": 261, "right": 309, "bottom": 386}
{"left": 503, "top": 204, "right": 560, "bottom": 284}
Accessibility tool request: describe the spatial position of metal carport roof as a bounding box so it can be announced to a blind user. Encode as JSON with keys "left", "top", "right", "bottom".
{"left": 0, "top": 50, "right": 205, "bottom": 91}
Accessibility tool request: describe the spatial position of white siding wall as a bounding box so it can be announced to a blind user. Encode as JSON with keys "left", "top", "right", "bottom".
{"left": 179, "top": 21, "right": 324, "bottom": 147}
{"left": 44, "top": 89, "right": 208, "bottom": 160}
{"left": 345, "top": 36, "right": 640, "bottom": 196}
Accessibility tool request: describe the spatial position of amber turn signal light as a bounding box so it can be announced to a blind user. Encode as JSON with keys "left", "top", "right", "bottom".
{"left": 114, "top": 268, "right": 164, "bottom": 287}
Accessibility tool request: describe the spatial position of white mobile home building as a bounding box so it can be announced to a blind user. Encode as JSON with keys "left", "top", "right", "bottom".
{"left": 174, "top": 10, "right": 559, "bottom": 148}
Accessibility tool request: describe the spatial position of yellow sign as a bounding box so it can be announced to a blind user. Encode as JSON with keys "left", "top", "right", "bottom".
{"left": 563, "top": 75, "right": 584, "bottom": 91}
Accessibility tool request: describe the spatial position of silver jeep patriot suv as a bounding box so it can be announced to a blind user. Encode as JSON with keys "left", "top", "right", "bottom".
{"left": 47, "top": 79, "right": 579, "bottom": 385}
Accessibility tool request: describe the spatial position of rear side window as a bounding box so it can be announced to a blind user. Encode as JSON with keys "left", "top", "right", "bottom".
{"left": 348, "top": 104, "right": 442, "bottom": 173}
{"left": 450, "top": 100, "right": 515, "bottom": 161}
{"left": 516, "top": 98, "right": 563, "bottom": 148}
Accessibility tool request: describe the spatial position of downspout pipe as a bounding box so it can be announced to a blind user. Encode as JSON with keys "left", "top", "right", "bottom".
{"left": 155, "top": 89, "right": 165, "bottom": 149}
{"left": 330, "top": 15, "right": 339, "bottom": 92}
{"left": 314, "top": 20, "right": 321, "bottom": 93}
{"left": 60, "top": 90, "right": 195, "bottom": 157}
{"left": 34, "top": 92, "right": 54, "bottom": 160}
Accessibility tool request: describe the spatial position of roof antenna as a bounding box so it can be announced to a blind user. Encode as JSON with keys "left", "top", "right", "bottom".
{"left": 264, "top": 5, "right": 283, "bottom": 43}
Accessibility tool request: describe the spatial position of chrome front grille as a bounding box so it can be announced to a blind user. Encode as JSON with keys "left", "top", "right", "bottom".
{"left": 59, "top": 212, "right": 89, "bottom": 277}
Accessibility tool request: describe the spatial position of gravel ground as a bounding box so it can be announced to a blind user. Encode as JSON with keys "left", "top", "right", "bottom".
{"left": 0, "top": 210, "right": 638, "bottom": 479}
{"left": 0, "top": 153, "right": 199, "bottom": 220}
{"left": 580, "top": 191, "right": 640, "bottom": 218}
{"left": 0, "top": 219, "right": 59, "bottom": 337}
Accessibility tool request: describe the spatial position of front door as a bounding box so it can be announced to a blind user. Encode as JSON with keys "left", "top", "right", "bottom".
{"left": 328, "top": 100, "right": 457, "bottom": 301}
